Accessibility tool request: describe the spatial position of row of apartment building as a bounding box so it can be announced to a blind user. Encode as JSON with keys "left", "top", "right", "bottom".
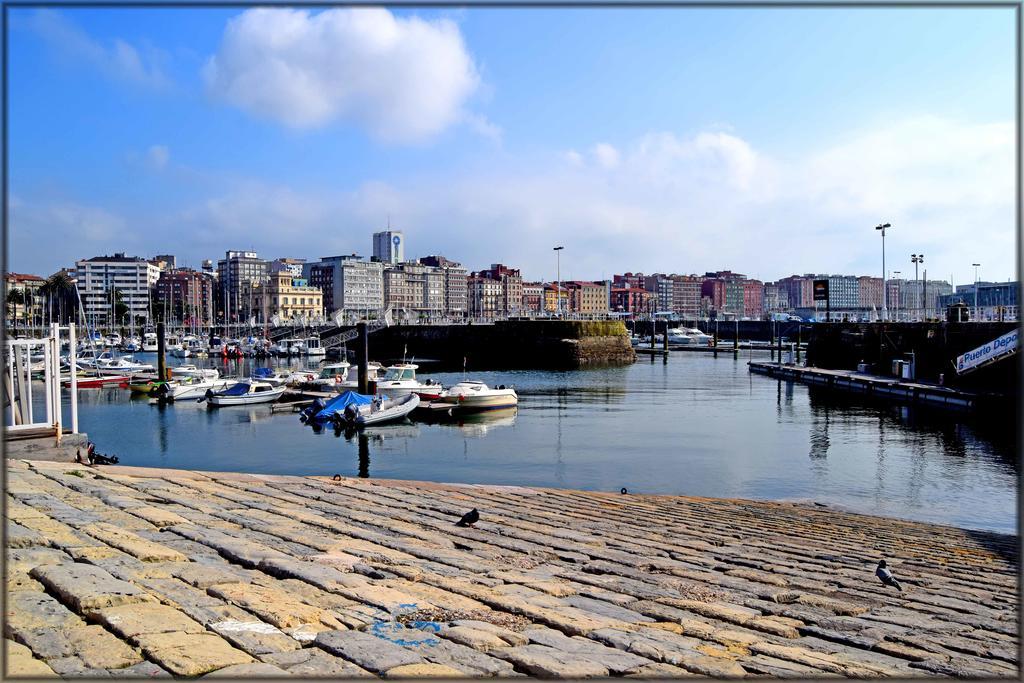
{"left": 13, "top": 228, "right": 982, "bottom": 326}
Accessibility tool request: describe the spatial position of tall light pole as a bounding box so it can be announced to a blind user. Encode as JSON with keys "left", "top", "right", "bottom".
{"left": 876, "top": 223, "right": 891, "bottom": 321}
{"left": 911, "top": 254, "right": 923, "bottom": 320}
{"left": 892, "top": 271, "right": 901, "bottom": 321}
{"left": 553, "top": 246, "right": 564, "bottom": 317}
{"left": 972, "top": 263, "right": 981, "bottom": 321}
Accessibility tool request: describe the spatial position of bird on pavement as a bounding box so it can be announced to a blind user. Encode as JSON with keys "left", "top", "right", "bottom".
{"left": 876, "top": 560, "right": 903, "bottom": 591}
{"left": 455, "top": 509, "right": 479, "bottom": 527}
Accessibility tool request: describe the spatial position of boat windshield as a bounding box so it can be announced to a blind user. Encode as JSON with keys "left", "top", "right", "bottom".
{"left": 383, "top": 368, "right": 416, "bottom": 381}
{"left": 319, "top": 367, "right": 343, "bottom": 379}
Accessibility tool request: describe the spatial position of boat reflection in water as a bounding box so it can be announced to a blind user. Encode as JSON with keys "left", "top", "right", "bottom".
{"left": 414, "top": 407, "right": 518, "bottom": 438}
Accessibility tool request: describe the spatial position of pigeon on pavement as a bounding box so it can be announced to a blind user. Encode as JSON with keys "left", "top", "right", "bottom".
{"left": 455, "top": 509, "right": 480, "bottom": 527}
{"left": 876, "top": 560, "right": 903, "bottom": 591}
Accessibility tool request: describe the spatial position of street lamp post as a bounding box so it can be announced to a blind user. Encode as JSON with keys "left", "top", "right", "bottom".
{"left": 972, "top": 263, "right": 981, "bottom": 321}
{"left": 911, "top": 254, "right": 923, "bottom": 320}
{"left": 553, "top": 246, "right": 564, "bottom": 317}
{"left": 892, "top": 272, "right": 901, "bottom": 321}
{"left": 876, "top": 223, "right": 891, "bottom": 321}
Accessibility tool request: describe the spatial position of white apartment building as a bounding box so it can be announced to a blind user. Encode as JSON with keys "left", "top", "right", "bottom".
{"left": 75, "top": 253, "right": 161, "bottom": 324}
{"left": 304, "top": 255, "right": 384, "bottom": 315}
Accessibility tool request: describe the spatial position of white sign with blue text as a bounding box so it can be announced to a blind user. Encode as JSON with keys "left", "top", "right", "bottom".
{"left": 955, "top": 329, "right": 1018, "bottom": 374}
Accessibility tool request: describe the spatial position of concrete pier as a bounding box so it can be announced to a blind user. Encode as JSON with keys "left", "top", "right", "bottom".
{"left": 5, "top": 459, "right": 1018, "bottom": 678}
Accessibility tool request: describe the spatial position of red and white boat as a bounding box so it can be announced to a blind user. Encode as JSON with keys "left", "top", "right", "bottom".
{"left": 63, "top": 375, "right": 131, "bottom": 389}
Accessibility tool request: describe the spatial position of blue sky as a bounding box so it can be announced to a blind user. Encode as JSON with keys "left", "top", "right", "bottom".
{"left": 8, "top": 6, "right": 1017, "bottom": 284}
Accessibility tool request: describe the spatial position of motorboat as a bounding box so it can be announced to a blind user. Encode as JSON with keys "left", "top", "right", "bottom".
{"left": 155, "top": 376, "right": 234, "bottom": 401}
{"left": 128, "top": 379, "right": 166, "bottom": 394}
{"left": 339, "top": 362, "right": 384, "bottom": 389}
{"left": 62, "top": 374, "right": 131, "bottom": 389}
{"left": 375, "top": 364, "right": 442, "bottom": 397}
{"left": 304, "top": 337, "right": 326, "bottom": 357}
{"left": 141, "top": 333, "right": 158, "bottom": 352}
{"left": 683, "top": 327, "right": 714, "bottom": 345}
{"left": 251, "top": 367, "right": 293, "bottom": 387}
{"left": 301, "top": 390, "right": 376, "bottom": 424}
{"left": 171, "top": 365, "right": 219, "bottom": 380}
{"left": 204, "top": 380, "right": 285, "bottom": 406}
{"left": 122, "top": 337, "right": 141, "bottom": 352}
{"left": 307, "top": 362, "right": 352, "bottom": 390}
{"left": 436, "top": 381, "right": 518, "bottom": 411}
{"left": 106, "top": 333, "right": 122, "bottom": 347}
{"left": 95, "top": 357, "right": 156, "bottom": 375}
{"left": 343, "top": 393, "right": 419, "bottom": 427}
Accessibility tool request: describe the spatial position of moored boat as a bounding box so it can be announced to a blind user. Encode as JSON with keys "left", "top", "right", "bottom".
{"left": 205, "top": 380, "right": 285, "bottom": 406}
{"left": 436, "top": 381, "right": 518, "bottom": 411}
{"left": 344, "top": 393, "right": 419, "bottom": 426}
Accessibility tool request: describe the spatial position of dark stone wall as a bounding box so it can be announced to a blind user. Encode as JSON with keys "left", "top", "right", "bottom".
{"left": 321, "top": 320, "right": 636, "bottom": 370}
{"left": 805, "top": 322, "right": 1018, "bottom": 394}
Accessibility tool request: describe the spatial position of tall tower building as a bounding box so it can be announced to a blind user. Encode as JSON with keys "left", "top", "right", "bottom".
{"left": 373, "top": 230, "right": 404, "bottom": 265}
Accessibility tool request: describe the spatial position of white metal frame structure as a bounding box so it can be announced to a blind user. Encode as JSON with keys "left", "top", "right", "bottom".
{"left": 5, "top": 323, "right": 78, "bottom": 441}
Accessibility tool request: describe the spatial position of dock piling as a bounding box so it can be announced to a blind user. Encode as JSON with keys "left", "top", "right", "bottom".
{"left": 157, "top": 322, "right": 167, "bottom": 382}
{"left": 357, "top": 322, "right": 368, "bottom": 394}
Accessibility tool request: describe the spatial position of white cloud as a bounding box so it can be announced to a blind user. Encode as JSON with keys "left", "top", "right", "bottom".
{"left": 11, "top": 118, "right": 1014, "bottom": 286}
{"left": 147, "top": 145, "right": 170, "bottom": 170}
{"left": 203, "top": 8, "right": 483, "bottom": 142}
{"left": 23, "top": 10, "right": 170, "bottom": 89}
{"left": 591, "top": 143, "right": 620, "bottom": 169}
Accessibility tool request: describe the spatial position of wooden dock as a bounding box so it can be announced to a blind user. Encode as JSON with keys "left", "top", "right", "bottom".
{"left": 748, "top": 362, "right": 981, "bottom": 409}
{"left": 5, "top": 459, "right": 1017, "bottom": 678}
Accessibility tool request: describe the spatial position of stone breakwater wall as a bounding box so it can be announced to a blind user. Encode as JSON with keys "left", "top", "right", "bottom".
{"left": 329, "top": 321, "right": 637, "bottom": 369}
{"left": 5, "top": 459, "right": 1018, "bottom": 678}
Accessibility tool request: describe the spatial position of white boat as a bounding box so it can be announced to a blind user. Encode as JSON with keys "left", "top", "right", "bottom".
{"left": 344, "top": 393, "right": 420, "bottom": 426}
{"left": 205, "top": 380, "right": 286, "bottom": 406}
{"left": 106, "top": 333, "right": 122, "bottom": 347}
{"left": 436, "top": 381, "right": 518, "bottom": 411}
{"left": 122, "top": 337, "right": 141, "bottom": 352}
{"left": 375, "top": 364, "right": 442, "bottom": 397}
{"left": 339, "top": 362, "right": 384, "bottom": 389}
{"left": 141, "top": 333, "right": 158, "bottom": 352}
{"left": 159, "top": 376, "right": 234, "bottom": 401}
{"left": 304, "top": 336, "right": 326, "bottom": 357}
{"left": 95, "top": 357, "right": 156, "bottom": 375}
{"left": 251, "top": 368, "right": 293, "bottom": 387}
{"left": 307, "top": 362, "right": 352, "bottom": 390}
{"left": 665, "top": 327, "right": 714, "bottom": 346}
{"left": 171, "top": 365, "right": 220, "bottom": 380}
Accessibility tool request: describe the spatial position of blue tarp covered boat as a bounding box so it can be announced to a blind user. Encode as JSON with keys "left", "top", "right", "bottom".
{"left": 306, "top": 390, "right": 377, "bottom": 424}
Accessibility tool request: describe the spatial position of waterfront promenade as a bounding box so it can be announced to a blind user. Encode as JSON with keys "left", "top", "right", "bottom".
{"left": 5, "top": 459, "right": 1018, "bottom": 678}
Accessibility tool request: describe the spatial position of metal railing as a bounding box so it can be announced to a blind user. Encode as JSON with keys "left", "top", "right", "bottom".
{"left": 4, "top": 323, "right": 78, "bottom": 440}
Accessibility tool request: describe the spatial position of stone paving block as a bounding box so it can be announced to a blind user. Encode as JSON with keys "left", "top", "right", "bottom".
{"left": 170, "top": 562, "right": 256, "bottom": 589}
{"left": 260, "top": 647, "right": 376, "bottom": 677}
{"left": 6, "top": 521, "right": 49, "bottom": 548}
{"left": 564, "top": 595, "right": 650, "bottom": 623}
{"left": 134, "top": 632, "right": 254, "bottom": 676}
{"left": 5, "top": 590, "right": 85, "bottom": 635}
{"left": 7, "top": 547, "right": 71, "bottom": 574}
{"left": 81, "top": 523, "right": 189, "bottom": 562}
{"left": 384, "top": 662, "right": 469, "bottom": 677}
{"left": 128, "top": 506, "right": 190, "bottom": 528}
{"left": 209, "top": 619, "right": 303, "bottom": 656}
{"left": 208, "top": 581, "right": 342, "bottom": 629}
{"left": 46, "top": 655, "right": 113, "bottom": 677}
{"left": 14, "top": 625, "right": 142, "bottom": 669}
{"left": 30, "top": 563, "right": 156, "bottom": 613}
{"left": 625, "top": 662, "right": 700, "bottom": 677}
{"left": 5, "top": 638, "right": 59, "bottom": 678}
{"left": 18, "top": 516, "right": 101, "bottom": 549}
{"left": 492, "top": 643, "right": 611, "bottom": 677}
{"left": 202, "top": 662, "right": 292, "bottom": 677}
{"left": 7, "top": 570, "right": 45, "bottom": 593}
{"left": 588, "top": 627, "right": 747, "bottom": 677}
{"left": 374, "top": 623, "right": 515, "bottom": 676}
{"left": 93, "top": 603, "right": 206, "bottom": 639}
{"left": 314, "top": 629, "right": 424, "bottom": 673}
{"left": 106, "top": 661, "right": 173, "bottom": 677}
{"left": 523, "top": 627, "right": 652, "bottom": 674}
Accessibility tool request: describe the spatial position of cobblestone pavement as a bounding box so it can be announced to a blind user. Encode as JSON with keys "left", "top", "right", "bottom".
{"left": 4, "top": 459, "right": 1019, "bottom": 678}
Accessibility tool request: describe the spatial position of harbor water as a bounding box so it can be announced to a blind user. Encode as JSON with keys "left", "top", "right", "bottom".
{"left": 60, "top": 352, "right": 1016, "bottom": 533}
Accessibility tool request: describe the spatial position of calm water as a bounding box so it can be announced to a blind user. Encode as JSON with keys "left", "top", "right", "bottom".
{"left": 58, "top": 352, "right": 1017, "bottom": 533}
